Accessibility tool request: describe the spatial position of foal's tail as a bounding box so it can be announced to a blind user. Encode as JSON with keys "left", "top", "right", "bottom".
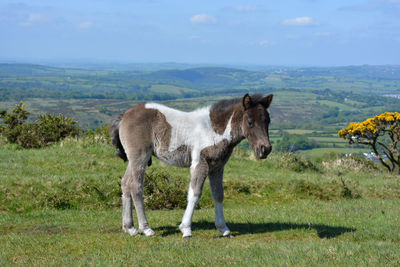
{"left": 110, "top": 114, "right": 128, "bottom": 162}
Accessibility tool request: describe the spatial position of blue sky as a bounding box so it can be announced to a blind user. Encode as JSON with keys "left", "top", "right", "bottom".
{"left": 1, "top": 0, "right": 400, "bottom": 66}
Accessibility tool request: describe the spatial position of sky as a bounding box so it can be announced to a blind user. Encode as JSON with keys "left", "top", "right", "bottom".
{"left": 1, "top": 0, "right": 400, "bottom": 66}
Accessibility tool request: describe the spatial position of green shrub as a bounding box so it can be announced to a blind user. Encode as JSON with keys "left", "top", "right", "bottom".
{"left": 273, "top": 152, "right": 320, "bottom": 173}
{"left": 82, "top": 125, "right": 111, "bottom": 146}
{"left": 0, "top": 102, "right": 81, "bottom": 148}
{"left": 321, "top": 156, "right": 378, "bottom": 174}
{"left": 275, "top": 131, "right": 320, "bottom": 152}
{"left": 16, "top": 123, "right": 42, "bottom": 148}
{"left": 0, "top": 101, "right": 30, "bottom": 143}
{"left": 143, "top": 170, "right": 188, "bottom": 209}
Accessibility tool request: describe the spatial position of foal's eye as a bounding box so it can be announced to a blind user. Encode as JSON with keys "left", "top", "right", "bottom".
{"left": 248, "top": 119, "right": 254, "bottom": 128}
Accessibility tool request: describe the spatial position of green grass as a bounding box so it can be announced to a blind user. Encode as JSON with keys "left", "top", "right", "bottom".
{"left": 315, "top": 100, "right": 356, "bottom": 111}
{"left": 1, "top": 138, "right": 400, "bottom": 266}
{"left": 1, "top": 200, "right": 400, "bottom": 266}
{"left": 273, "top": 129, "right": 323, "bottom": 135}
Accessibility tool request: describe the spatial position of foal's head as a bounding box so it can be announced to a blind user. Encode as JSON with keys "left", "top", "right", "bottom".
{"left": 241, "top": 93, "right": 273, "bottom": 159}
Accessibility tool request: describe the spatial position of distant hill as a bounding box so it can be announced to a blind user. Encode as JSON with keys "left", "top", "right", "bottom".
{"left": 0, "top": 63, "right": 66, "bottom": 76}
{"left": 1, "top": 63, "right": 400, "bottom": 102}
{"left": 287, "top": 65, "right": 400, "bottom": 80}
{"left": 133, "top": 67, "right": 264, "bottom": 90}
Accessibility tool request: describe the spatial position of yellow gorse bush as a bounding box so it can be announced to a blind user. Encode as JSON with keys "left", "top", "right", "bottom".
{"left": 338, "top": 112, "right": 400, "bottom": 139}
{"left": 338, "top": 112, "right": 400, "bottom": 174}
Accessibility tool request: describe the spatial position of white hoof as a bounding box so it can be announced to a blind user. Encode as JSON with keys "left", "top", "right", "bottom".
{"left": 179, "top": 224, "right": 192, "bottom": 238}
{"left": 123, "top": 227, "right": 139, "bottom": 236}
{"left": 222, "top": 230, "right": 231, "bottom": 237}
{"left": 140, "top": 228, "right": 156, "bottom": 236}
{"left": 218, "top": 226, "right": 231, "bottom": 237}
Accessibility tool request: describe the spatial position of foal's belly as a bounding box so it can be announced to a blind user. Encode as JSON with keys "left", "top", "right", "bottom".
{"left": 154, "top": 145, "right": 192, "bottom": 168}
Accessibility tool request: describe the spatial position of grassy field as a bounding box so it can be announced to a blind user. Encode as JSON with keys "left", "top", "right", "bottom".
{"left": 1, "top": 136, "right": 400, "bottom": 266}
{"left": 1, "top": 200, "right": 400, "bottom": 266}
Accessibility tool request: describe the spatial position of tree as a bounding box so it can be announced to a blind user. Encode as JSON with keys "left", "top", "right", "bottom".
{"left": 338, "top": 112, "right": 400, "bottom": 174}
{"left": 275, "top": 132, "right": 319, "bottom": 152}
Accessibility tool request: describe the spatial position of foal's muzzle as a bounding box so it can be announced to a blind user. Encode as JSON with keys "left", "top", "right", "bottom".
{"left": 256, "top": 145, "right": 272, "bottom": 159}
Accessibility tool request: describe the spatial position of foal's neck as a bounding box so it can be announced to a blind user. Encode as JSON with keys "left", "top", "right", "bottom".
{"left": 209, "top": 102, "right": 245, "bottom": 145}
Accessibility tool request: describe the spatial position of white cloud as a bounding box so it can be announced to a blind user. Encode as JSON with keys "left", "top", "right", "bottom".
{"left": 282, "top": 16, "right": 318, "bottom": 26}
{"left": 189, "top": 35, "right": 201, "bottom": 40}
{"left": 190, "top": 14, "right": 217, "bottom": 24}
{"left": 259, "top": 40, "right": 276, "bottom": 46}
{"left": 77, "top": 21, "right": 93, "bottom": 31}
{"left": 314, "top": 32, "right": 331, "bottom": 37}
{"left": 228, "top": 19, "right": 245, "bottom": 26}
{"left": 20, "top": 13, "right": 48, "bottom": 26}
{"left": 286, "top": 34, "right": 301, "bottom": 39}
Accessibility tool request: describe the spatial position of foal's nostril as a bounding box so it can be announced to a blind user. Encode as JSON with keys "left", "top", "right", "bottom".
{"left": 256, "top": 145, "right": 272, "bottom": 159}
{"left": 260, "top": 145, "right": 272, "bottom": 157}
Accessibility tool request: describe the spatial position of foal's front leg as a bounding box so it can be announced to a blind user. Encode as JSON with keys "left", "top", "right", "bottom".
{"left": 179, "top": 160, "right": 208, "bottom": 238}
{"left": 209, "top": 168, "right": 231, "bottom": 237}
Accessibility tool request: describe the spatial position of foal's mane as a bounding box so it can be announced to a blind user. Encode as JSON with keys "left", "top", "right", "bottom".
{"left": 210, "top": 94, "right": 264, "bottom": 114}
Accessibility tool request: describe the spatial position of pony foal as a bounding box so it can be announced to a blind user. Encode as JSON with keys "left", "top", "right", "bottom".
{"left": 110, "top": 93, "right": 273, "bottom": 237}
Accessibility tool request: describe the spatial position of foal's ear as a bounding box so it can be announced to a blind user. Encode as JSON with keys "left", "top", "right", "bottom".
{"left": 261, "top": 94, "right": 273, "bottom": 109}
{"left": 242, "top": 93, "right": 253, "bottom": 110}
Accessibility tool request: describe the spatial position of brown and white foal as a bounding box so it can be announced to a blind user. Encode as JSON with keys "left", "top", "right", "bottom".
{"left": 110, "top": 93, "right": 273, "bottom": 237}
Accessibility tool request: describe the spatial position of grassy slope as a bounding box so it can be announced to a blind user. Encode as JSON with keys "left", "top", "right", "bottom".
{"left": 1, "top": 138, "right": 400, "bottom": 266}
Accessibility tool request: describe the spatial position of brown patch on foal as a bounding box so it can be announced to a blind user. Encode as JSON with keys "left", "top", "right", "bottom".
{"left": 120, "top": 104, "right": 172, "bottom": 161}
{"left": 210, "top": 99, "right": 239, "bottom": 135}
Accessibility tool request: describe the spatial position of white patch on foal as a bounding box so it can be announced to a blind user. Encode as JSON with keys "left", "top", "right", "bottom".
{"left": 179, "top": 186, "right": 197, "bottom": 237}
{"left": 214, "top": 201, "right": 230, "bottom": 236}
{"left": 145, "top": 103, "right": 233, "bottom": 167}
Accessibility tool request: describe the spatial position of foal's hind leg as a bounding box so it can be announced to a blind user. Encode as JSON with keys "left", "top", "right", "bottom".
{"left": 121, "top": 158, "right": 155, "bottom": 236}
{"left": 129, "top": 160, "right": 155, "bottom": 236}
{"left": 121, "top": 163, "right": 138, "bottom": 236}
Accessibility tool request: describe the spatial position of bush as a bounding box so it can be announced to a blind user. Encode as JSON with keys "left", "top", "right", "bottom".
{"left": 143, "top": 170, "right": 188, "bottom": 209}
{"left": 82, "top": 125, "right": 111, "bottom": 146}
{"left": 322, "top": 157, "right": 378, "bottom": 174}
{"left": 0, "top": 102, "right": 81, "bottom": 148}
{"left": 273, "top": 152, "right": 320, "bottom": 173}
{"left": 0, "top": 101, "right": 29, "bottom": 143}
{"left": 275, "top": 131, "right": 320, "bottom": 152}
{"left": 338, "top": 112, "right": 400, "bottom": 174}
